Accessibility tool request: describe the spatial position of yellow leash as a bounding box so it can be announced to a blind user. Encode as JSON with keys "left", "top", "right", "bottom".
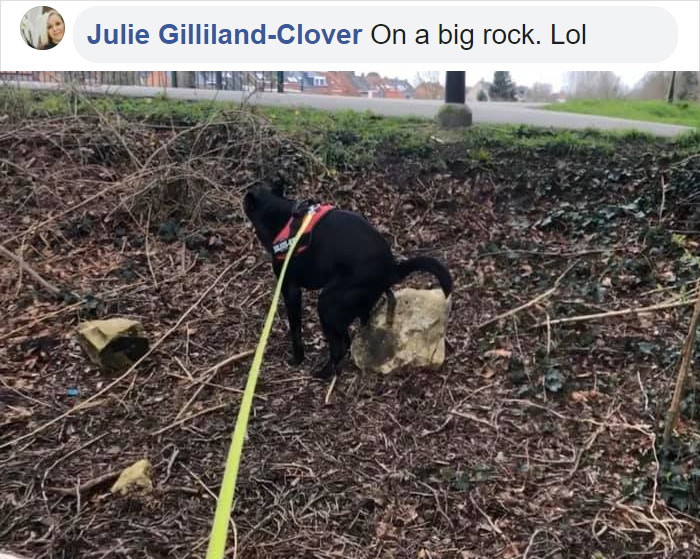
{"left": 206, "top": 212, "right": 313, "bottom": 559}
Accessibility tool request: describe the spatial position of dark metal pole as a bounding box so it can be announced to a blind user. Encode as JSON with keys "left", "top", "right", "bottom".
{"left": 445, "top": 71, "right": 465, "bottom": 104}
{"left": 667, "top": 71, "right": 676, "bottom": 103}
{"left": 277, "top": 71, "right": 284, "bottom": 93}
{"left": 215, "top": 71, "right": 223, "bottom": 90}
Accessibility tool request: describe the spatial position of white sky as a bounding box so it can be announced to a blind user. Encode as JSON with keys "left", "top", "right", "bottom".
{"left": 356, "top": 67, "right": 649, "bottom": 91}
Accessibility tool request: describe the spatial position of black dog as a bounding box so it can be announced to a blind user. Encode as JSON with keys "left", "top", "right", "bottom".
{"left": 243, "top": 183, "right": 453, "bottom": 379}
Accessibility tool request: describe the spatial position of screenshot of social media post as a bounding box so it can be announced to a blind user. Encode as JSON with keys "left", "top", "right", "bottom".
{"left": 0, "top": 1, "right": 699, "bottom": 558}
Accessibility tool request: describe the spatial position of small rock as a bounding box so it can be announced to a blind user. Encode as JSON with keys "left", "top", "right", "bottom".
{"left": 110, "top": 459, "right": 153, "bottom": 497}
{"left": 76, "top": 318, "right": 149, "bottom": 371}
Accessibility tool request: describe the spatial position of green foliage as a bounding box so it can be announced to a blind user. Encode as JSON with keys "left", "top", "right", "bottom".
{"left": 542, "top": 361, "right": 564, "bottom": 393}
{"left": 672, "top": 234, "right": 700, "bottom": 269}
{"left": 534, "top": 198, "right": 649, "bottom": 238}
{"left": 674, "top": 128, "right": 700, "bottom": 149}
{"left": 489, "top": 71, "right": 516, "bottom": 101}
{"left": 158, "top": 218, "right": 183, "bottom": 243}
{"left": 658, "top": 437, "right": 700, "bottom": 515}
{"left": 459, "top": 124, "right": 661, "bottom": 152}
{"left": 273, "top": 109, "right": 437, "bottom": 171}
{"left": 543, "top": 99, "right": 700, "bottom": 127}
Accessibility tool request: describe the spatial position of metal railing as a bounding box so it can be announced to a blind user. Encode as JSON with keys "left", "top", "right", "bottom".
{"left": 0, "top": 71, "right": 279, "bottom": 91}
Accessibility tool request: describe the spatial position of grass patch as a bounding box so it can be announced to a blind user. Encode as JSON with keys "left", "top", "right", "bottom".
{"left": 458, "top": 124, "right": 667, "bottom": 153}
{"left": 543, "top": 99, "right": 700, "bottom": 127}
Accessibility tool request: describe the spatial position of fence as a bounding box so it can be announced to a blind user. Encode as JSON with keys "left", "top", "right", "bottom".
{"left": 0, "top": 71, "right": 280, "bottom": 92}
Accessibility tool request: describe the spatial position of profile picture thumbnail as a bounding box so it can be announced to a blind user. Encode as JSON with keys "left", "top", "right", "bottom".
{"left": 20, "top": 6, "right": 66, "bottom": 50}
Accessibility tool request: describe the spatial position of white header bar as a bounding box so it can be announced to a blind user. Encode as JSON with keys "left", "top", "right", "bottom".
{"left": 2, "top": 1, "right": 698, "bottom": 70}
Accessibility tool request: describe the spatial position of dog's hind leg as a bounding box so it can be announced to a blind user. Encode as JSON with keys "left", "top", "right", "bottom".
{"left": 282, "top": 280, "right": 304, "bottom": 366}
{"left": 315, "top": 282, "right": 369, "bottom": 380}
{"left": 358, "top": 288, "right": 394, "bottom": 326}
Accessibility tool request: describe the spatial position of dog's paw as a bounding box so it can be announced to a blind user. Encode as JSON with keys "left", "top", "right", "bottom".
{"left": 287, "top": 353, "right": 305, "bottom": 367}
{"left": 311, "top": 361, "right": 335, "bottom": 380}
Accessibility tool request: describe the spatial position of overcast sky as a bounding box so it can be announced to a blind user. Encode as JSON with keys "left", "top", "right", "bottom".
{"left": 356, "top": 67, "right": 649, "bottom": 91}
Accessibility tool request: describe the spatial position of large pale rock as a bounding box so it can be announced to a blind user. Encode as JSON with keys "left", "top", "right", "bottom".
{"left": 351, "top": 288, "right": 451, "bottom": 374}
{"left": 110, "top": 459, "right": 153, "bottom": 497}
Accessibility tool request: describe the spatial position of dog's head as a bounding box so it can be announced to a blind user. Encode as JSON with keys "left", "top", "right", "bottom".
{"left": 243, "top": 180, "right": 294, "bottom": 249}
{"left": 242, "top": 180, "right": 285, "bottom": 220}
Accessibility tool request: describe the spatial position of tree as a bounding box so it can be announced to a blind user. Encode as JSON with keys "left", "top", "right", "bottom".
{"left": 564, "top": 71, "right": 624, "bottom": 99}
{"left": 489, "top": 71, "right": 516, "bottom": 101}
{"left": 477, "top": 89, "right": 488, "bottom": 102}
{"left": 412, "top": 71, "right": 444, "bottom": 100}
{"left": 526, "top": 82, "right": 554, "bottom": 102}
{"left": 413, "top": 71, "right": 441, "bottom": 87}
{"left": 629, "top": 72, "right": 673, "bottom": 100}
{"left": 677, "top": 72, "right": 699, "bottom": 101}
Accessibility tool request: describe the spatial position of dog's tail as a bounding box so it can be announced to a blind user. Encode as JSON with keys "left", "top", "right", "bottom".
{"left": 392, "top": 256, "right": 453, "bottom": 297}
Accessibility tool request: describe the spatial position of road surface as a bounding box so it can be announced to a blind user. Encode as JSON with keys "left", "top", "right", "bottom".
{"left": 13, "top": 81, "right": 692, "bottom": 137}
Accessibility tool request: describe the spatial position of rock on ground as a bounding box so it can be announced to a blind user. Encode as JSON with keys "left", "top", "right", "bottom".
{"left": 110, "top": 459, "right": 153, "bottom": 497}
{"left": 351, "top": 288, "right": 452, "bottom": 374}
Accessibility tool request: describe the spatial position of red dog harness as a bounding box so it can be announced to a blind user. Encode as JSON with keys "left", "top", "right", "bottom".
{"left": 272, "top": 203, "right": 334, "bottom": 261}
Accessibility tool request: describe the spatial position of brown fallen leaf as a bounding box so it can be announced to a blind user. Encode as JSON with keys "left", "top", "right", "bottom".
{"left": 570, "top": 390, "right": 601, "bottom": 403}
{"left": 375, "top": 520, "right": 399, "bottom": 540}
{"left": 1, "top": 405, "right": 32, "bottom": 426}
{"left": 484, "top": 349, "right": 512, "bottom": 359}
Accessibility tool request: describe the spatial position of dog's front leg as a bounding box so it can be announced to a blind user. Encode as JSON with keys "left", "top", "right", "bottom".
{"left": 282, "top": 281, "right": 304, "bottom": 366}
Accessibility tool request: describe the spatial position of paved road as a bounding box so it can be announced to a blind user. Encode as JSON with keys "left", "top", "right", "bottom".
{"left": 15, "top": 81, "right": 692, "bottom": 137}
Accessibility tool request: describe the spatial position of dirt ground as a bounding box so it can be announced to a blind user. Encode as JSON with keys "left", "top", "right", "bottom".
{"left": 1, "top": 109, "right": 700, "bottom": 559}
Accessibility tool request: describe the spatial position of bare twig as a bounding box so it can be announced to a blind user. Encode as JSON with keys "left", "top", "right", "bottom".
{"left": 659, "top": 175, "right": 668, "bottom": 222}
{"left": 663, "top": 280, "right": 700, "bottom": 450}
{"left": 46, "top": 469, "right": 121, "bottom": 496}
{"left": 324, "top": 375, "right": 338, "bottom": 405}
{"left": 151, "top": 401, "right": 231, "bottom": 436}
{"left": 175, "top": 376, "right": 212, "bottom": 421}
{"left": 165, "top": 371, "right": 266, "bottom": 399}
{"left": 450, "top": 409, "right": 496, "bottom": 430}
{"left": 477, "top": 262, "right": 577, "bottom": 329}
{"left": 183, "top": 464, "right": 240, "bottom": 559}
{"left": 0, "top": 243, "right": 62, "bottom": 297}
{"left": 13, "top": 235, "right": 26, "bottom": 297}
{"left": 41, "top": 432, "right": 109, "bottom": 503}
{"left": 477, "top": 247, "right": 615, "bottom": 259}
{"left": 196, "top": 349, "right": 255, "bottom": 378}
{"left": 533, "top": 299, "right": 695, "bottom": 328}
{"left": 565, "top": 423, "right": 606, "bottom": 481}
{"left": 637, "top": 371, "right": 649, "bottom": 413}
{"left": 174, "top": 348, "right": 256, "bottom": 420}
{"left": 523, "top": 528, "right": 545, "bottom": 559}
{"left": 469, "top": 493, "right": 504, "bottom": 537}
{"left": 144, "top": 205, "right": 158, "bottom": 289}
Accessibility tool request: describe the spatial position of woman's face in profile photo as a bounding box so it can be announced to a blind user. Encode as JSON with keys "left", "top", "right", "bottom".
{"left": 47, "top": 12, "right": 65, "bottom": 44}
{"left": 20, "top": 6, "right": 66, "bottom": 50}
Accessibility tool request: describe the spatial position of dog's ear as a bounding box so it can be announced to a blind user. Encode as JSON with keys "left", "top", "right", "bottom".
{"left": 243, "top": 190, "right": 257, "bottom": 215}
{"left": 269, "top": 179, "right": 284, "bottom": 198}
